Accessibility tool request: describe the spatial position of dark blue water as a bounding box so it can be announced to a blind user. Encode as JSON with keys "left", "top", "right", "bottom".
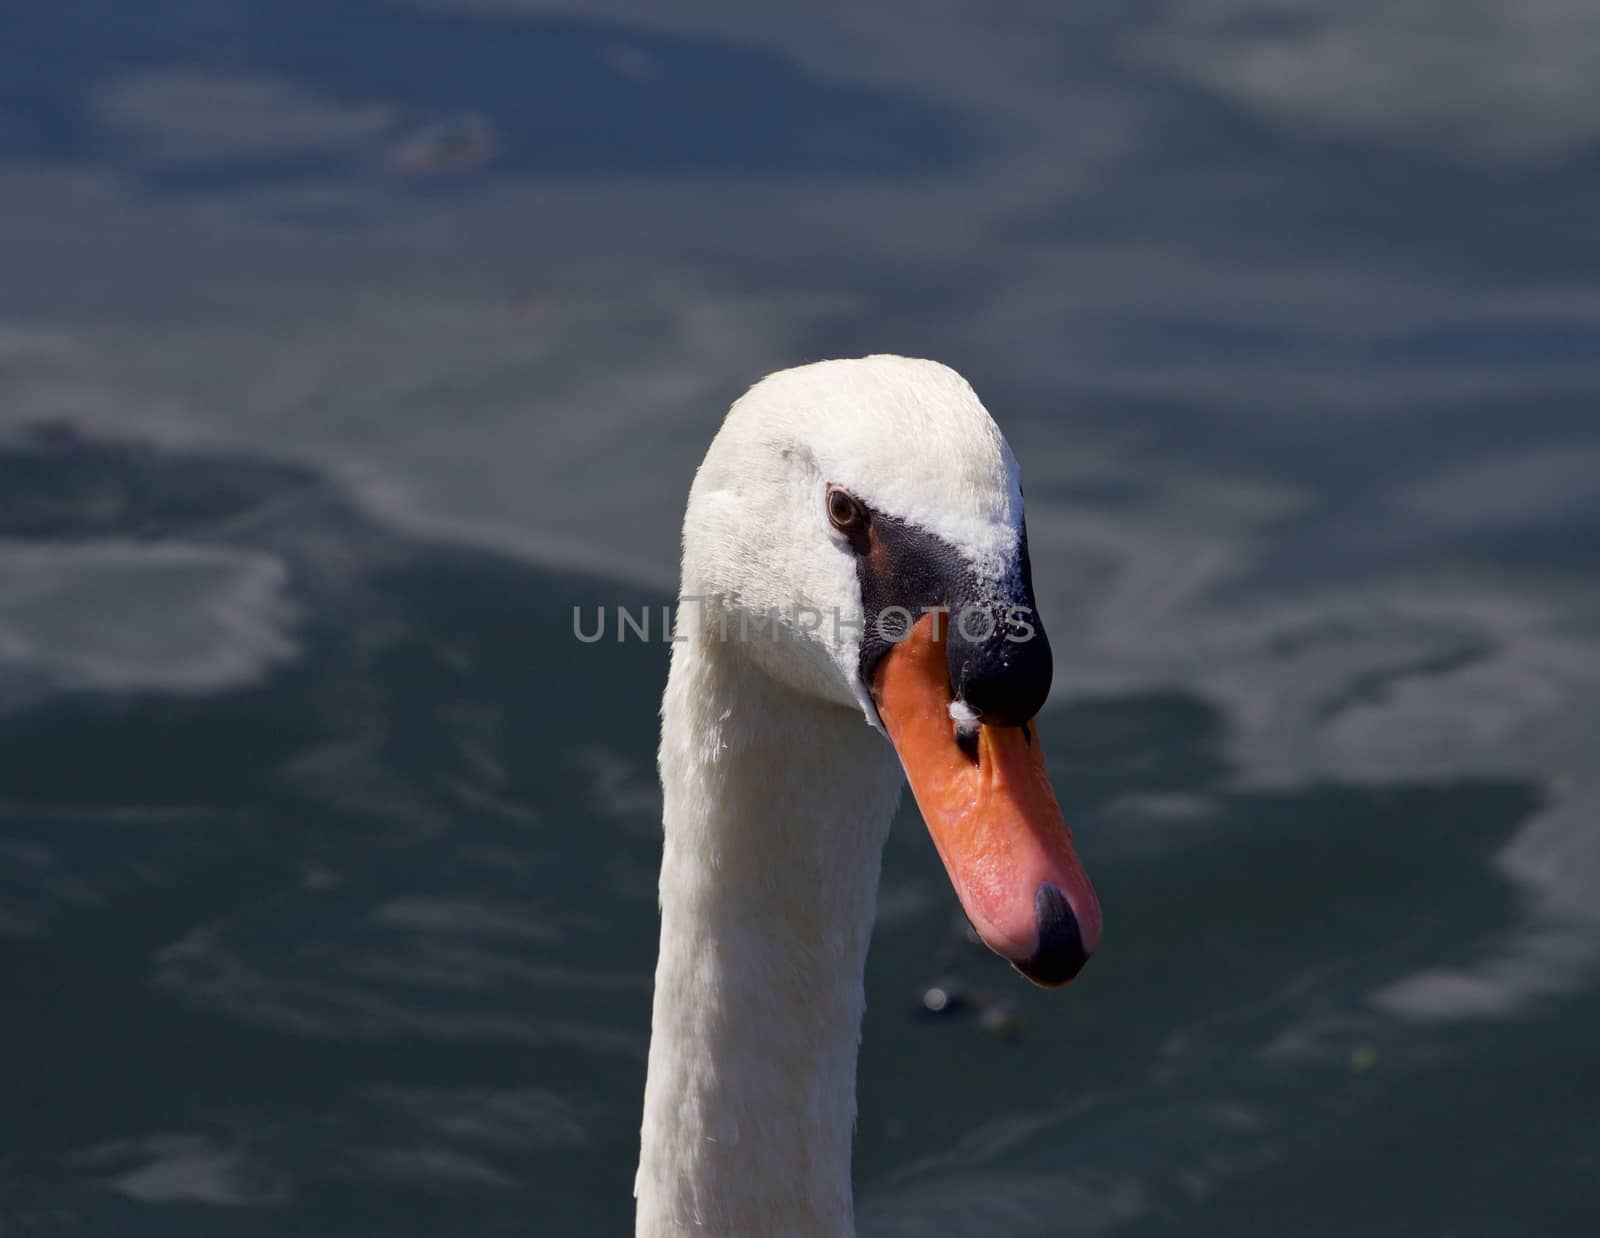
{"left": 3, "top": 3, "right": 1598, "bottom": 1234}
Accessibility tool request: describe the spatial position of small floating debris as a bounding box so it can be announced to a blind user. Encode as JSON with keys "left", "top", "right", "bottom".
{"left": 389, "top": 112, "right": 498, "bottom": 176}
{"left": 1349, "top": 1042, "right": 1379, "bottom": 1073}
{"left": 915, "top": 977, "right": 970, "bottom": 1018}
{"left": 977, "top": 996, "right": 1024, "bottom": 1039}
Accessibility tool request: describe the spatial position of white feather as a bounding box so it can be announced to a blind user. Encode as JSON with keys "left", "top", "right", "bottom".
{"left": 948, "top": 698, "right": 982, "bottom": 734}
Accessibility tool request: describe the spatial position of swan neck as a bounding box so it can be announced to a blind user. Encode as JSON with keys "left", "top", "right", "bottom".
{"left": 636, "top": 630, "right": 901, "bottom": 1237}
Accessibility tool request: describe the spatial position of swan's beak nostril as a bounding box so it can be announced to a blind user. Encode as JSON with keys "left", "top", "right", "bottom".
{"left": 1013, "top": 884, "right": 1090, "bottom": 988}
{"left": 949, "top": 697, "right": 982, "bottom": 763}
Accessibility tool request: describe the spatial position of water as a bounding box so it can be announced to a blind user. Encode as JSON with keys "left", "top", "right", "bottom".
{"left": 2, "top": 3, "right": 1598, "bottom": 1234}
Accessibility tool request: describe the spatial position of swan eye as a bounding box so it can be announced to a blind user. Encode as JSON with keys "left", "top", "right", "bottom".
{"left": 826, "top": 486, "right": 864, "bottom": 534}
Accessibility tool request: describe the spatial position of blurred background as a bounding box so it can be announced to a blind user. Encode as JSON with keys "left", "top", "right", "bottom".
{"left": 3, "top": 2, "right": 1598, "bottom": 1235}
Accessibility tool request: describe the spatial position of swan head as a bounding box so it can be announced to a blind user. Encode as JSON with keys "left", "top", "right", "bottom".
{"left": 681, "top": 355, "right": 1101, "bottom": 984}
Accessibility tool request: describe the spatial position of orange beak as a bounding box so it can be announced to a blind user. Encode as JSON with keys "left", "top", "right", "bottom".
{"left": 872, "top": 613, "right": 1101, "bottom": 985}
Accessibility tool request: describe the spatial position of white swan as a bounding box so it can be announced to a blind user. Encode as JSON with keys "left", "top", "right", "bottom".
{"left": 636, "top": 356, "right": 1102, "bottom": 1237}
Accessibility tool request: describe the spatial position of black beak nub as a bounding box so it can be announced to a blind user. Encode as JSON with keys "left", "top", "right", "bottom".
{"left": 947, "top": 606, "right": 1053, "bottom": 729}
{"left": 1014, "top": 884, "right": 1089, "bottom": 987}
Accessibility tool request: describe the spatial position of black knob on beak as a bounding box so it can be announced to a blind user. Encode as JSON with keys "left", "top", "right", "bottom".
{"left": 946, "top": 600, "right": 1052, "bottom": 727}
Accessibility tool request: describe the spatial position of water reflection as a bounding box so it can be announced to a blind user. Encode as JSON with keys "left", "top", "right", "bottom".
{"left": 2, "top": 1, "right": 1598, "bottom": 1233}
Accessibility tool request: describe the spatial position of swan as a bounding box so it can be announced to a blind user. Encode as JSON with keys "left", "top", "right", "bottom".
{"left": 636, "top": 356, "right": 1102, "bottom": 1237}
